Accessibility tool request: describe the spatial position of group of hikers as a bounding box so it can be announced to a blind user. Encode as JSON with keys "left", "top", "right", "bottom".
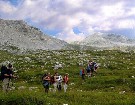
{"left": 0, "top": 62, "right": 69, "bottom": 93}
{"left": 0, "top": 63, "right": 17, "bottom": 92}
{"left": 0, "top": 60, "right": 98, "bottom": 93}
{"left": 42, "top": 60, "right": 98, "bottom": 93}
{"left": 80, "top": 60, "right": 98, "bottom": 81}
{"left": 42, "top": 72, "right": 69, "bottom": 93}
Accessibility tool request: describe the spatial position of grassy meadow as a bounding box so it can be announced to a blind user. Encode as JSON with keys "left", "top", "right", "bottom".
{"left": 0, "top": 50, "right": 135, "bottom": 105}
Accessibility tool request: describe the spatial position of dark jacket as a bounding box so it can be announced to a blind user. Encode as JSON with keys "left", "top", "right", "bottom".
{"left": 0, "top": 66, "right": 7, "bottom": 80}
{"left": 3, "top": 68, "right": 13, "bottom": 79}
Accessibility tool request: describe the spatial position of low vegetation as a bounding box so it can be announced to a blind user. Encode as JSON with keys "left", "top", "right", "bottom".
{"left": 0, "top": 50, "right": 135, "bottom": 105}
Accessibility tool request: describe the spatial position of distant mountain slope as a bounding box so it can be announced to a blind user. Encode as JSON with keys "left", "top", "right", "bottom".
{"left": 0, "top": 19, "right": 69, "bottom": 51}
{"left": 1, "top": 19, "right": 135, "bottom": 52}
{"left": 74, "top": 32, "right": 135, "bottom": 48}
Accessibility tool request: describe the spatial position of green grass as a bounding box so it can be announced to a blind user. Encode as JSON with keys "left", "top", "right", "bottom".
{"left": 0, "top": 90, "right": 134, "bottom": 105}
{"left": 0, "top": 50, "right": 135, "bottom": 105}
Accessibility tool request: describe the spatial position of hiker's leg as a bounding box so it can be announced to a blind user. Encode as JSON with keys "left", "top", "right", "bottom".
{"left": 45, "top": 88, "right": 49, "bottom": 93}
{"left": 64, "top": 83, "right": 67, "bottom": 92}
{"left": 59, "top": 83, "right": 62, "bottom": 91}
{"left": 47, "top": 85, "right": 49, "bottom": 93}
{"left": 3, "top": 78, "right": 9, "bottom": 92}
{"left": 53, "top": 82, "right": 57, "bottom": 92}
{"left": 8, "top": 79, "right": 12, "bottom": 91}
{"left": 90, "top": 69, "right": 93, "bottom": 77}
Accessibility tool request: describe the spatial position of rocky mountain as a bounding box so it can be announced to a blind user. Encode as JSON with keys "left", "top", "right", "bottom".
{"left": 74, "top": 32, "right": 135, "bottom": 49}
{"left": 0, "top": 19, "right": 70, "bottom": 52}
{"left": 1, "top": 19, "right": 135, "bottom": 52}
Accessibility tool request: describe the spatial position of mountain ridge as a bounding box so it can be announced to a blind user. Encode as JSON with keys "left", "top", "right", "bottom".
{"left": 0, "top": 19, "right": 135, "bottom": 52}
{"left": 0, "top": 19, "right": 69, "bottom": 51}
{"left": 73, "top": 32, "right": 135, "bottom": 48}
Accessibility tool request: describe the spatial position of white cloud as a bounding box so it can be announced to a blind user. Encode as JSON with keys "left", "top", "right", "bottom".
{"left": 0, "top": 1, "right": 16, "bottom": 14}
{"left": 101, "top": 2, "right": 125, "bottom": 18}
{"left": 65, "top": 0, "right": 83, "bottom": 8}
{"left": 56, "top": 31, "right": 85, "bottom": 43}
{"left": 0, "top": 0, "right": 135, "bottom": 42}
{"left": 117, "top": 19, "right": 135, "bottom": 29}
{"left": 127, "top": 7, "right": 135, "bottom": 16}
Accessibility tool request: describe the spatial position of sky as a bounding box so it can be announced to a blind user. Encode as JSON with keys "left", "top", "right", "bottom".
{"left": 0, "top": 0, "right": 135, "bottom": 43}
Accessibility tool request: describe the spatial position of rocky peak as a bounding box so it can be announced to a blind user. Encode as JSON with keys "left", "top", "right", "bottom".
{"left": 0, "top": 19, "right": 69, "bottom": 52}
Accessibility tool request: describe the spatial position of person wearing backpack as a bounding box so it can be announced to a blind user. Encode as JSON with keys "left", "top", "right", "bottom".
{"left": 42, "top": 72, "right": 51, "bottom": 93}
{"left": 93, "top": 62, "right": 98, "bottom": 73}
{"left": 63, "top": 73, "right": 69, "bottom": 92}
{"left": 2, "top": 63, "right": 16, "bottom": 92}
{"left": 80, "top": 67, "right": 85, "bottom": 81}
{"left": 89, "top": 61, "right": 98, "bottom": 77}
{"left": 53, "top": 72, "right": 63, "bottom": 92}
{"left": 57, "top": 74, "right": 63, "bottom": 91}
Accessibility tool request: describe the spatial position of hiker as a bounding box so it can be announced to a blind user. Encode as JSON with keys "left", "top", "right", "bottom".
{"left": 80, "top": 67, "right": 85, "bottom": 81}
{"left": 63, "top": 73, "right": 69, "bottom": 92}
{"left": 2, "top": 63, "right": 16, "bottom": 92}
{"left": 93, "top": 62, "right": 98, "bottom": 73}
{"left": 86, "top": 64, "right": 91, "bottom": 78}
{"left": 57, "top": 74, "right": 63, "bottom": 91}
{"left": 53, "top": 72, "right": 59, "bottom": 92}
{"left": 42, "top": 72, "right": 51, "bottom": 93}
{"left": 89, "top": 60, "right": 98, "bottom": 77}
{"left": 53, "top": 72, "right": 63, "bottom": 92}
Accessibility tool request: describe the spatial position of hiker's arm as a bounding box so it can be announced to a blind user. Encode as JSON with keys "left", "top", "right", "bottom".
{"left": 46, "top": 78, "right": 50, "bottom": 81}
{"left": 11, "top": 70, "right": 17, "bottom": 78}
{"left": 12, "top": 75, "right": 17, "bottom": 78}
{"left": 54, "top": 76, "right": 57, "bottom": 81}
{"left": 43, "top": 76, "right": 50, "bottom": 81}
{"left": 44, "top": 77, "right": 50, "bottom": 81}
{"left": 4, "top": 74, "right": 9, "bottom": 76}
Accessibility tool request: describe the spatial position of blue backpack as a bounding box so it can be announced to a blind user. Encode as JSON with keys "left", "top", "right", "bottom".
{"left": 80, "top": 70, "right": 82, "bottom": 76}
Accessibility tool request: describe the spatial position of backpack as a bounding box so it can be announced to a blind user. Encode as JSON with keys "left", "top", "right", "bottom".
{"left": 57, "top": 75, "right": 63, "bottom": 82}
{"left": 80, "top": 70, "right": 82, "bottom": 76}
{"left": 51, "top": 75, "right": 55, "bottom": 84}
{"left": 86, "top": 66, "right": 90, "bottom": 71}
{"left": 0, "top": 72, "right": 2, "bottom": 80}
{"left": 63, "top": 76, "right": 69, "bottom": 83}
{"left": 91, "top": 62, "right": 95, "bottom": 69}
{"left": 0, "top": 65, "right": 7, "bottom": 80}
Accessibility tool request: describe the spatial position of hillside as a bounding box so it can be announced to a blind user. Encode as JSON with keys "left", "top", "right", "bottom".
{"left": 0, "top": 19, "right": 70, "bottom": 51}
{"left": 74, "top": 32, "right": 135, "bottom": 49}
{"left": 0, "top": 49, "right": 135, "bottom": 105}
